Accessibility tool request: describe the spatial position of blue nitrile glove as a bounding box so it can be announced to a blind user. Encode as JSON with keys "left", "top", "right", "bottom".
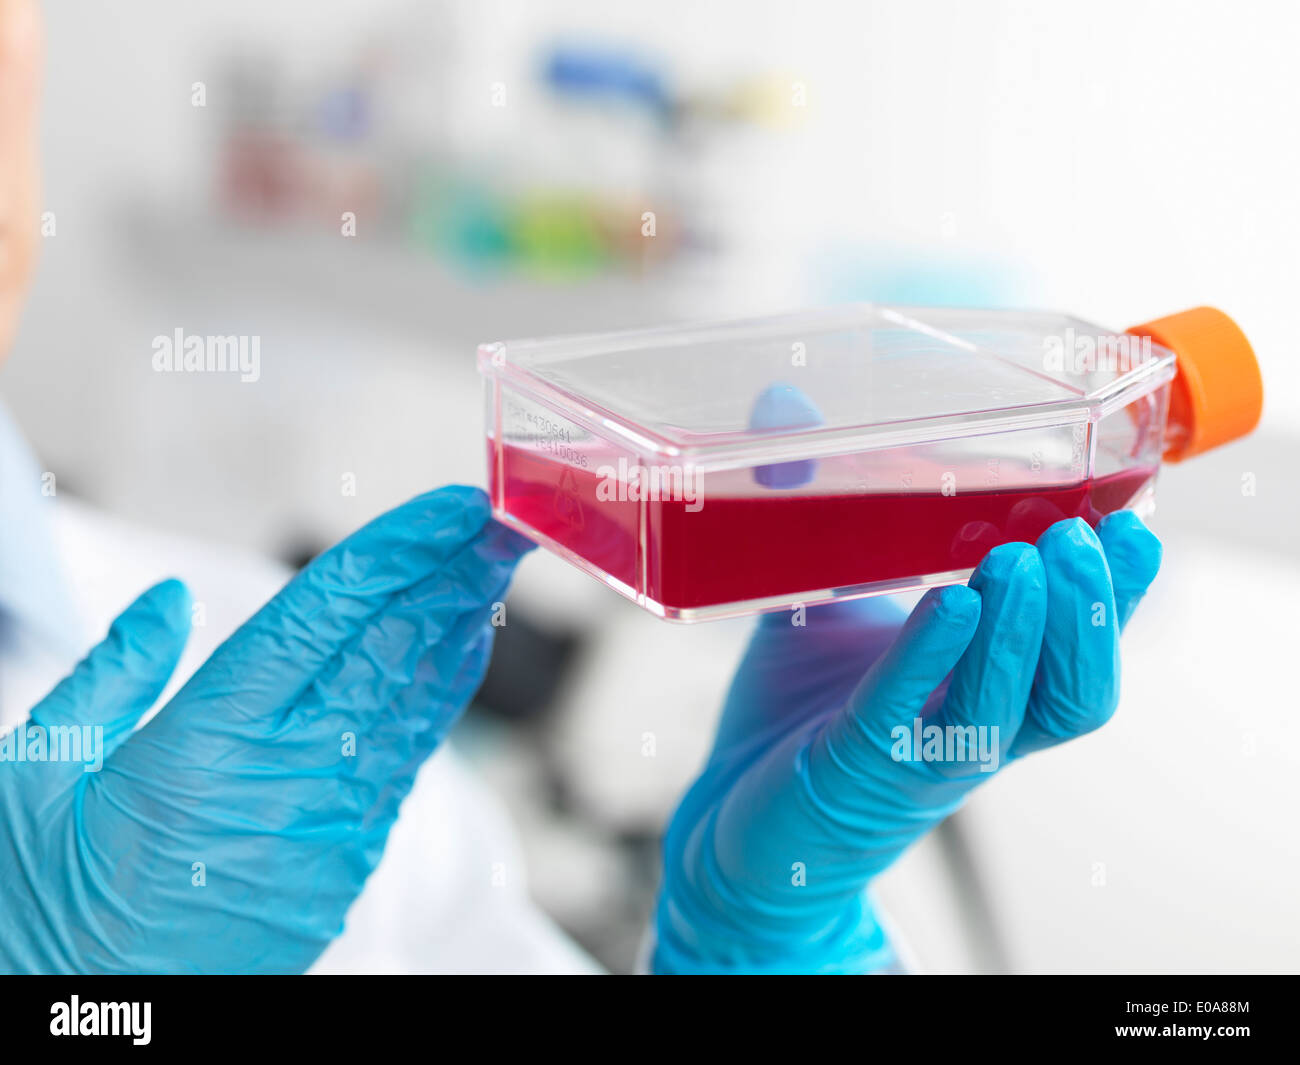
{"left": 654, "top": 511, "right": 1161, "bottom": 974}
{"left": 0, "top": 485, "right": 531, "bottom": 974}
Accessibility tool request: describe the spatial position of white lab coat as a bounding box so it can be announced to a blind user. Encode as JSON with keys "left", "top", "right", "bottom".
{"left": 2, "top": 494, "right": 599, "bottom": 975}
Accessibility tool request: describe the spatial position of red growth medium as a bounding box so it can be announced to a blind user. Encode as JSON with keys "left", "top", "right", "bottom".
{"left": 493, "top": 443, "right": 1155, "bottom": 612}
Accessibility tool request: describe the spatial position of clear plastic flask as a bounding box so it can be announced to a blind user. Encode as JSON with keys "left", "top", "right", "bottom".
{"left": 479, "top": 304, "right": 1262, "bottom": 621}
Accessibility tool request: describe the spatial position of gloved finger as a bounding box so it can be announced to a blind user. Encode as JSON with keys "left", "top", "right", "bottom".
{"left": 934, "top": 543, "right": 1046, "bottom": 760}
{"left": 293, "top": 518, "right": 521, "bottom": 732}
{"left": 189, "top": 487, "right": 523, "bottom": 710}
{"left": 349, "top": 626, "right": 496, "bottom": 838}
{"left": 1096, "top": 510, "right": 1162, "bottom": 630}
{"left": 749, "top": 382, "right": 824, "bottom": 488}
{"left": 811, "top": 583, "right": 981, "bottom": 780}
{"left": 28, "top": 579, "right": 191, "bottom": 765}
{"left": 1011, "top": 518, "right": 1120, "bottom": 757}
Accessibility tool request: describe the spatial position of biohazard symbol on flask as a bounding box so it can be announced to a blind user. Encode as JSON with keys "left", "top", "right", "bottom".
{"left": 553, "top": 465, "right": 585, "bottom": 530}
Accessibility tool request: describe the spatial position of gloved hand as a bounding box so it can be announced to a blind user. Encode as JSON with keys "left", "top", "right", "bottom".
{"left": 654, "top": 511, "right": 1161, "bottom": 974}
{"left": 0, "top": 485, "right": 531, "bottom": 974}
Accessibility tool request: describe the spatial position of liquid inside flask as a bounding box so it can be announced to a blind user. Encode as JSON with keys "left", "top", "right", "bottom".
{"left": 478, "top": 304, "right": 1262, "bottom": 621}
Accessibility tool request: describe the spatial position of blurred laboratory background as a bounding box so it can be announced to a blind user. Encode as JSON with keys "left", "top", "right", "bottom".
{"left": 5, "top": 0, "right": 1299, "bottom": 972}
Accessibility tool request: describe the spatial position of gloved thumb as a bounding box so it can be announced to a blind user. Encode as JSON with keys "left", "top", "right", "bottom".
{"left": 811, "top": 584, "right": 981, "bottom": 785}
{"left": 28, "top": 579, "right": 192, "bottom": 765}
